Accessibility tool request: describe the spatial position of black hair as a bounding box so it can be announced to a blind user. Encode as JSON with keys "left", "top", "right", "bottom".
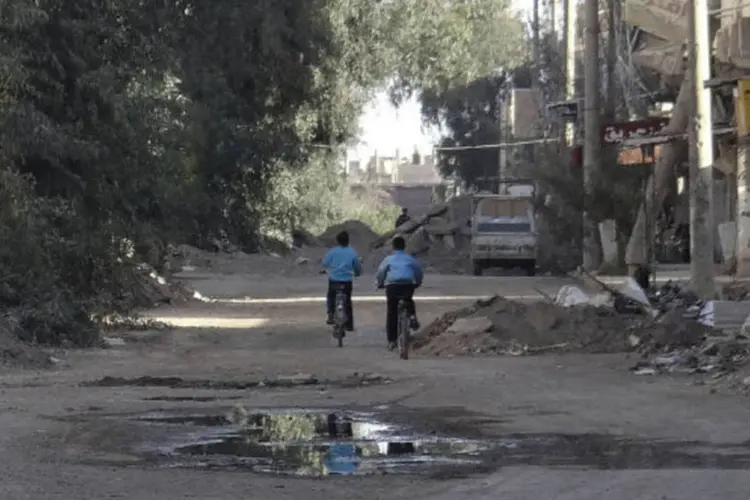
{"left": 392, "top": 236, "right": 406, "bottom": 250}
{"left": 336, "top": 231, "right": 350, "bottom": 247}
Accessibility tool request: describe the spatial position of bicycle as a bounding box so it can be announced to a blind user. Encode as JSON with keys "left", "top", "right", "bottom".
{"left": 396, "top": 297, "right": 410, "bottom": 360}
{"left": 378, "top": 283, "right": 415, "bottom": 360}
{"left": 331, "top": 282, "right": 348, "bottom": 348}
{"left": 321, "top": 269, "right": 348, "bottom": 348}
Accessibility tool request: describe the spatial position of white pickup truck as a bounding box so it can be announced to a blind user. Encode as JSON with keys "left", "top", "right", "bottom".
{"left": 470, "top": 192, "right": 537, "bottom": 276}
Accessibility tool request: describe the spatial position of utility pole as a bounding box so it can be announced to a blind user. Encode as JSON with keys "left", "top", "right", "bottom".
{"left": 563, "top": 0, "right": 577, "bottom": 145}
{"left": 582, "top": 0, "right": 602, "bottom": 270}
{"left": 736, "top": 78, "right": 750, "bottom": 276}
{"left": 497, "top": 92, "right": 506, "bottom": 191}
{"left": 604, "top": 0, "right": 617, "bottom": 119}
{"left": 552, "top": 0, "right": 557, "bottom": 36}
{"left": 533, "top": 0, "right": 540, "bottom": 64}
{"left": 687, "top": 0, "right": 715, "bottom": 297}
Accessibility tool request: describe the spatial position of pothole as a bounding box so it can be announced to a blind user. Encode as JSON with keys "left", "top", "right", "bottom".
{"left": 83, "top": 373, "right": 391, "bottom": 390}
{"left": 142, "top": 396, "right": 242, "bottom": 402}
{"left": 125, "top": 408, "right": 750, "bottom": 476}
{"left": 134, "top": 408, "right": 488, "bottom": 477}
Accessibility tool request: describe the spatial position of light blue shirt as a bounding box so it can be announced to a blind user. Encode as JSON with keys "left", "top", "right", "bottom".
{"left": 376, "top": 250, "right": 423, "bottom": 286}
{"left": 322, "top": 443, "right": 360, "bottom": 475}
{"left": 322, "top": 246, "right": 362, "bottom": 282}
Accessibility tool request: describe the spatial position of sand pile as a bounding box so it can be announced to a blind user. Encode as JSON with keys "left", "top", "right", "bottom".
{"left": 413, "top": 295, "right": 682, "bottom": 357}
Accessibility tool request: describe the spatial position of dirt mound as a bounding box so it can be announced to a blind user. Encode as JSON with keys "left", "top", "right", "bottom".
{"left": 318, "top": 220, "right": 379, "bottom": 250}
{"left": 129, "top": 264, "right": 201, "bottom": 307}
{"left": 0, "top": 316, "right": 55, "bottom": 369}
{"left": 363, "top": 228, "right": 469, "bottom": 275}
{"left": 420, "top": 244, "right": 470, "bottom": 274}
{"left": 414, "top": 295, "right": 664, "bottom": 356}
{"left": 721, "top": 280, "right": 750, "bottom": 301}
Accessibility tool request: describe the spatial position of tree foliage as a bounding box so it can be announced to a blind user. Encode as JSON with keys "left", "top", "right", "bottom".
{"left": 0, "top": 0, "right": 525, "bottom": 344}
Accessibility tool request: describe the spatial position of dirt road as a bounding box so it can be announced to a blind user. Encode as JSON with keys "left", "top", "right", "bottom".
{"left": 1, "top": 272, "right": 749, "bottom": 499}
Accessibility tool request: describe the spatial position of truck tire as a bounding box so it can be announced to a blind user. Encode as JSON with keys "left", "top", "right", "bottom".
{"left": 472, "top": 261, "right": 483, "bottom": 276}
{"left": 525, "top": 260, "right": 536, "bottom": 277}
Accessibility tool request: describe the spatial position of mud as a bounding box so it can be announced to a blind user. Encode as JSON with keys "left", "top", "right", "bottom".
{"left": 142, "top": 396, "right": 243, "bottom": 402}
{"left": 84, "top": 373, "right": 392, "bottom": 390}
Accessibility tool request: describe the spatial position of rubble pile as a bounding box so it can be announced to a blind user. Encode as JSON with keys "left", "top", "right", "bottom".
{"left": 630, "top": 332, "right": 750, "bottom": 377}
{"left": 621, "top": 280, "right": 750, "bottom": 380}
{"left": 722, "top": 281, "right": 750, "bottom": 301}
{"left": 415, "top": 276, "right": 750, "bottom": 384}
{"left": 362, "top": 231, "right": 469, "bottom": 274}
{"left": 129, "top": 264, "right": 204, "bottom": 307}
{"left": 363, "top": 207, "right": 470, "bottom": 275}
{"left": 413, "top": 294, "right": 644, "bottom": 357}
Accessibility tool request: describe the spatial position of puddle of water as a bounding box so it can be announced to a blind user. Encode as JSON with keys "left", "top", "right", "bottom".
{"left": 136, "top": 409, "right": 487, "bottom": 476}
{"left": 142, "top": 396, "right": 242, "bottom": 403}
{"left": 84, "top": 373, "right": 391, "bottom": 390}
{"left": 129, "top": 409, "right": 750, "bottom": 476}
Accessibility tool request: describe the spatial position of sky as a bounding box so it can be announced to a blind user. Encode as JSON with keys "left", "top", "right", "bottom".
{"left": 346, "top": 0, "right": 534, "bottom": 164}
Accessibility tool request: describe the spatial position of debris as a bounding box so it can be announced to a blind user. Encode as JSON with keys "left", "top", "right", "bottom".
{"left": 369, "top": 204, "right": 449, "bottom": 250}
{"left": 582, "top": 272, "right": 656, "bottom": 317}
{"left": 130, "top": 264, "right": 198, "bottom": 307}
{"left": 415, "top": 276, "right": 750, "bottom": 385}
{"left": 625, "top": 280, "right": 750, "bottom": 380}
{"left": 620, "top": 277, "right": 652, "bottom": 311}
{"left": 554, "top": 285, "right": 591, "bottom": 307}
{"left": 633, "top": 367, "right": 658, "bottom": 376}
{"left": 554, "top": 285, "right": 612, "bottom": 308}
{"left": 447, "top": 317, "right": 493, "bottom": 336}
{"left": 629, "top": 334, "right": 750, "bottom": 378}
{"left": 414, "top": 295, "right": 641, "bottom": 357}
{"left": 722, "top": 280, "right": 750, "bottom": 301}
{"left": 102, "top": 337, "right": 127, "bottom": 347}
{"left": 533, "top": 287, "right": 555, "bottom": 303}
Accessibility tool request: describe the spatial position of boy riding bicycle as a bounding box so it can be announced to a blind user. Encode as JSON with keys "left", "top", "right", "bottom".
{"left": 375, "top": 236, "right": 423, "bottom": 351}
{"left": 321, "top": 231, "right": 362, "bottom": 333}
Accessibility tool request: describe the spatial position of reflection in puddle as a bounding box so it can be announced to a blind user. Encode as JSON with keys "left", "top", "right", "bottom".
{"left": 133, "top": 409, "right": 750, "bottom": 476}
{"left": 139, "top": 410, "right": 485, "bottom": 476}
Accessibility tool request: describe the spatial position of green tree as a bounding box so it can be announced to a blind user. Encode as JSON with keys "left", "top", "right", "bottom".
{"left": 0, "top": 0, "right": 529, "bottom": 344}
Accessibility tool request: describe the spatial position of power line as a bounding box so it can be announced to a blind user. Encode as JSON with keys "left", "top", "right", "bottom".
{"left": 435, "top": 138, "right": 561, "bottom": 152}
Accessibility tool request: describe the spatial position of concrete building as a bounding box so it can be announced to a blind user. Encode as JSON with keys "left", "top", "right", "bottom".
{"left": 347, "top": 150, "right": 448, "bottom": 218}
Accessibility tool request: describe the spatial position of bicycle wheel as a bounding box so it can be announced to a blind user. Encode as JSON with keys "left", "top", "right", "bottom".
{"left": 334, "top": 291, "right": 346, "bottom": 347}
{"left": 397, "top": 300, "right": 409, "bottom": 360}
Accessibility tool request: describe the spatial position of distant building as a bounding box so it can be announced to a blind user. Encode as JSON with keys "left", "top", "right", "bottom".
{"left": 347, "top": 149, "right": 447, "bottom": 217}
{"left": 346, "top": 160, "right": 361, "bottom": 175}
{"left": 349, "top": 150, "right": 442, "bottom": 185}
